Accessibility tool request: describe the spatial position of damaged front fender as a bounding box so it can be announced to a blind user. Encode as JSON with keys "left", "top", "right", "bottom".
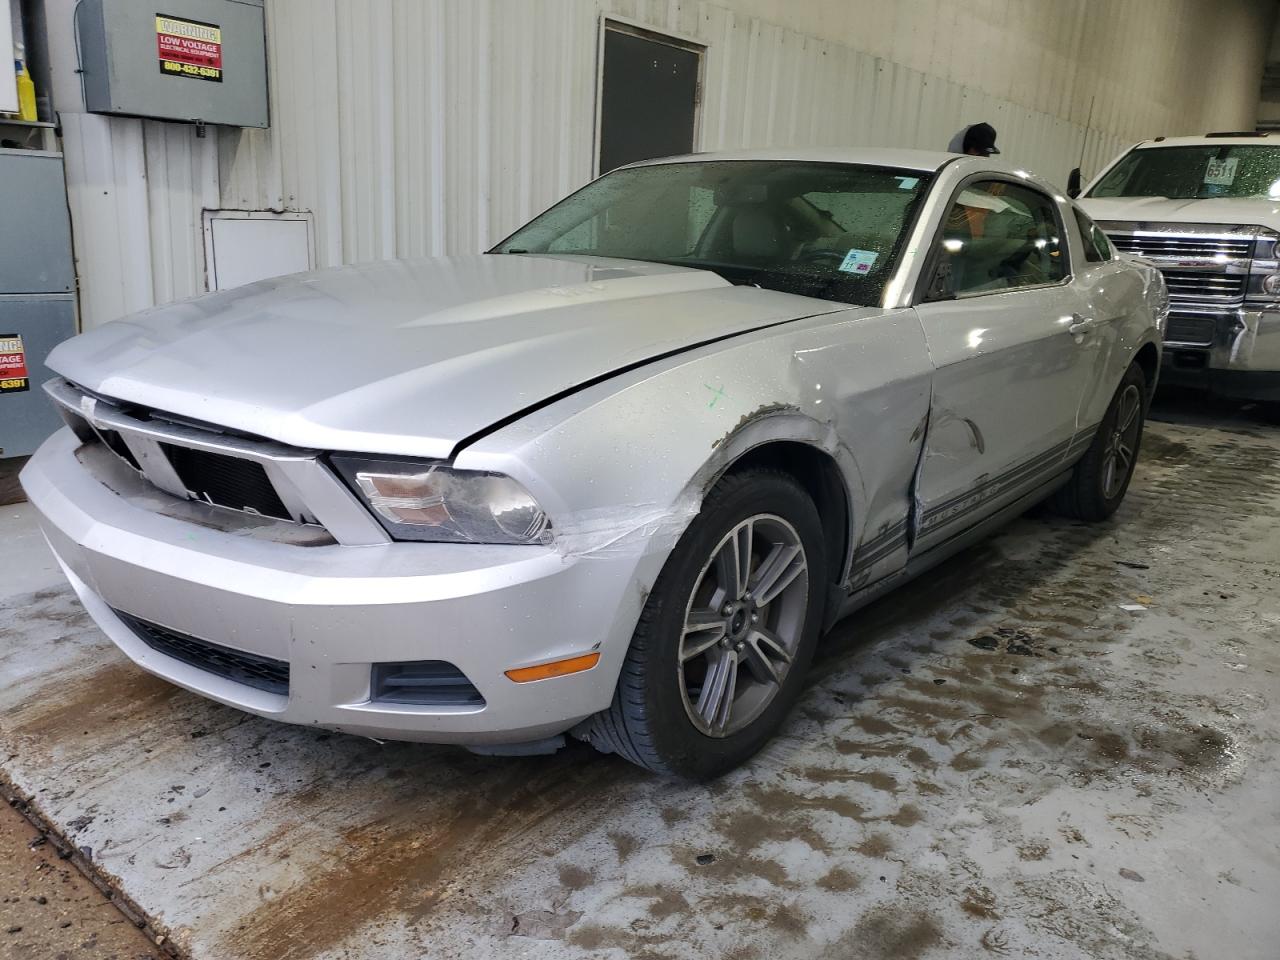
{"left": 455, "top": 305, "right": 931, "bottom": 577}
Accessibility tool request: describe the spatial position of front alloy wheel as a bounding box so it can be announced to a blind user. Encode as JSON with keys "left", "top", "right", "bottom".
{"left": 679, "top": 515, "right": 809, "bottom": 737}
{"left": 578, "top": 468, "right": 826, "bottom": 779}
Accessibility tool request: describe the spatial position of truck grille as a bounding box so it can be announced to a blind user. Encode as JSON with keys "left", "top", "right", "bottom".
{"left": 160, "top": 443, "right": 292, "bottom": 520}
{"left": 1100, "top": 222, "right": 1256, "bottom": 306}
{"left": 1164, "top": 314, "right": 1217, "bottom": 346}
{"left": 114, "top": 610, "right": 290, "bottom": 696}
{"left": 1109, "top": 234, "right": 1253, "bottom": 260}
{"left": 1157, "top": 270, "right": 1247, "bottom": 301}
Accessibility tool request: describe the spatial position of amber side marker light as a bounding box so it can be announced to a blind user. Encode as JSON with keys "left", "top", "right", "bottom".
{"left": 505, "top": 652, "right": 601, "bottom": 683}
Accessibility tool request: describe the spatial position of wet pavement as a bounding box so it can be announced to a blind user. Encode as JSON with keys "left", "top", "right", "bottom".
{"left": 1, "top": 402, "right": 1278, "bottom": 959}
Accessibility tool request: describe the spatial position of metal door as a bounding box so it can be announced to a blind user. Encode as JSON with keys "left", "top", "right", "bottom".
{"left": 598, "top": 24, "right": 701, "bottom": 174}
{"left": 911, "top": 178, "right": 1097, "bottom": 552}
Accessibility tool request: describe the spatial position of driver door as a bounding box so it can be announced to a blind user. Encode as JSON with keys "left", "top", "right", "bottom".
{"left": 911, "top": 178, "right": 1097, "bottom": 552}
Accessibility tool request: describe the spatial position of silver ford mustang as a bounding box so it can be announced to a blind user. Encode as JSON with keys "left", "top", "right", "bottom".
{"left": 21, "top": 149, "right": 1167, "bottom": 778}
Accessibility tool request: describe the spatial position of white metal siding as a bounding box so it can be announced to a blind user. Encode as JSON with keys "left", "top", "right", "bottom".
{"left": 44, "top": 0, "right": 1276, "bottom": 328}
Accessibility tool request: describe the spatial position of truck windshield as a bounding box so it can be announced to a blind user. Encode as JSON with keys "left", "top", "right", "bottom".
{"left": 490, "top": 160, "right": 932, "bottom": 307}
{"left": 1088, "top": 145, "right": 1280, "bottom": 200}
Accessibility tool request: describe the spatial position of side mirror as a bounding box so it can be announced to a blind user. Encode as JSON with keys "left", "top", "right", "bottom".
{"left": 925, "top": 261, "right": 956, "bottom": 301}
{"left": 1066, "top": 167, "right": 1082, "bottom": 200}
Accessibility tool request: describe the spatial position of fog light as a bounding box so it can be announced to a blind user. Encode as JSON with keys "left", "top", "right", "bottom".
{"left": 1263, "top": 274, "right": 1280, "bottom": 296}
{"left": 371, "top": 661, "right": 485, "bottom": 706}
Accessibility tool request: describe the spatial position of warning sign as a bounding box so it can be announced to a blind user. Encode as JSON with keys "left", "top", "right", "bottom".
{"left": 0, "top": 334, "right": 29, "bottom": 394}
{"left": 156, "top": 14, "right": 223, "bottom": 83}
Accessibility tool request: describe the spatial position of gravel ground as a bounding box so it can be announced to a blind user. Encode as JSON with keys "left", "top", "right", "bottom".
{"left": 0, "top": 793, "right": 158, "bottom": 960}
{"left": 0, "top": 390, "right": 1277, "bottom": 960}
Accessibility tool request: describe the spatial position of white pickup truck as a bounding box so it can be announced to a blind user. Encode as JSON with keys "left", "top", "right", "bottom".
{"left": 1078, "top": 133, "right": 1280, "bottom": 407}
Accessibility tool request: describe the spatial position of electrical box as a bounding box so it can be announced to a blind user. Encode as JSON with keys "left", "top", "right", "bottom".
{"left": 1, "top": 151, "right": 77, "bottom": 459}
{"left": 77, "top": 0, "right": 268, "bottom": 128}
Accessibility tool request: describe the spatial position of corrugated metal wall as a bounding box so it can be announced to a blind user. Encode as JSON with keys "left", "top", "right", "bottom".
{"left": 45, "top": 0, "right": 1275, "bottom": 328}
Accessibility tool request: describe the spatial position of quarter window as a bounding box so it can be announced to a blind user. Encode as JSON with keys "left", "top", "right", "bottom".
{"left": 927, "top": 180, "right": 1067, "bottom": 298}
{"left": 1073, "top": 207, "right": 1113, "bottom": 263}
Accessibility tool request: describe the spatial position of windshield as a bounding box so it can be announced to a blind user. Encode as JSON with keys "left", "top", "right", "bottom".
{"left": 491, "top": 160, "right": 932, "bottom": 306}
{"left": 1088, "top": 145, "right": 1280, "bottom": 200}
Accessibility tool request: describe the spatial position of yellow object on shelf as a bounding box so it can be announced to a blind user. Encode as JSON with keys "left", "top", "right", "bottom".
{"left": 14, "top": 60, "right": 37, "bottom": 122}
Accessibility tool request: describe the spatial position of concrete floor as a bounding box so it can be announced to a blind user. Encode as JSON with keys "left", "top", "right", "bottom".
{"left": 1, "top": 399, "right": 1278, "bottom": 960}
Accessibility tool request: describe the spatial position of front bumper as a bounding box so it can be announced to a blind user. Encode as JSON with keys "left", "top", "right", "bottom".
{"left": 20, "top": 428, "right": 655, "bottom": 744}
{"left": 1160, "top": 304, "right": 1280, "bottom": 401}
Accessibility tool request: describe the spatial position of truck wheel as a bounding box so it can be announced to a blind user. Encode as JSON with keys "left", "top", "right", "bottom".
{"left": 579, "top": 469, "right": 826, "bottom": 779}
{"left": 1051, "top": 361, "right": 1147, "bottom": 521}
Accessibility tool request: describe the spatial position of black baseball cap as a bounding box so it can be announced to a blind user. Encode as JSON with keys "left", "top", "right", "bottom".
{"left": 963, "top": 122, "right": 1000, "bottom": 156}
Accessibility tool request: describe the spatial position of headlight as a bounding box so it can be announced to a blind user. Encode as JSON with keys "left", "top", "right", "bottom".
{"left": 330, "top": 455, "right": 551, "bottom": 545}
{"left": 1263, "top": 274, "right": 1280, "bottom": 297}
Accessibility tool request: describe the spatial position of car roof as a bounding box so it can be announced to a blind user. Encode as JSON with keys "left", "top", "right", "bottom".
{"left": 617, "top": 148, "right": 1064, "bottom": 197}
{"left": 619, "top": 147, "right": 962, "bottom": 174}
{"left": 1134, "top": 133, "right": 1278, "bottom": 149}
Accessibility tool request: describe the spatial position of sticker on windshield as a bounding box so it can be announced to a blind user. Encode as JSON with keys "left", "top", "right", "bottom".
{"left": 838, "top": 249, "right": 879, "bottom": 274}
{"left": 895, "top": 176, "right": 920, "bottom": 190}
{"left": 1204, "top": 157, "right": 1239, "bottom": 186}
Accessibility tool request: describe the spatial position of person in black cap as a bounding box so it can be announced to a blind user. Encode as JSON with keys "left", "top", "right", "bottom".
{"left": 947, "top": 122, "right": 1000, "bottom": 157}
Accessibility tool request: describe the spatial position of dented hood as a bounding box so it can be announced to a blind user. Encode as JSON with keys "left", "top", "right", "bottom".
{"left": 49, "top": 255, "right": 843, "bottom": 459}
{"left": 1081, "top": 195, "right": 1280, "bottom": 231}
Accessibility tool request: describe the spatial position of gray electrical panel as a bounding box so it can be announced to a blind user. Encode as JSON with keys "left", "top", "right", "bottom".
{"left": 0, "top": 150, "right": 77, "bottom": 459}
{"left": 78, "top": 0, "right": 268, "bottom": 128}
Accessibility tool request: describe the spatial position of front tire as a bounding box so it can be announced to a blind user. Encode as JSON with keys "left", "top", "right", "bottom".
{"left": 1051, "top": 361, "right": 1148, "bottom": 521}
{"left": 579, "top": 469, "right": 826, "bottom": 779}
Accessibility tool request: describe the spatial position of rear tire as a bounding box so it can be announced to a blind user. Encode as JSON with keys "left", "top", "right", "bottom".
{"left": 1050, "top": 361, "right": 1147, "bottom": 521}
{"left": 578, "top": 469, "right": 826, "bottom": 779}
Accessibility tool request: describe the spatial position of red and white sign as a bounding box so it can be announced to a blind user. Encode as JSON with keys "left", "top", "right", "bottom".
{"left": 156, "top": 14, "right": 223, "bottom": 83}
{"left": 0, "top": 333, "right": 29, "bottom": 394}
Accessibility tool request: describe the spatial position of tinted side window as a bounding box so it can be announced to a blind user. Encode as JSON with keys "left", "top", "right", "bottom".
{"left": 1073, "top": 207, "right": 1113, "bottom": 263}
{"left": 930, "top": 180, "right": 1067, "bottom": 297}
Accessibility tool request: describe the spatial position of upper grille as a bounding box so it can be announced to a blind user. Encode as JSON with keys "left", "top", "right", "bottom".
{"left": 96, "top": 427, "right": 141, "bottom": 470}
{"left": 114, "top": 610, "right": 290, "bottom": 696}
{"left": 159, "top": 443, "right": 292, "bottom": 520}
{"left": 1157, "top": 270, "right": 1247, "bottom": 301}
{"left": 1164, "top": 314, "right": 1217, "bottom": 346}
{"left": 1108, "top": 234, "right": 1253, "bottom": 260}
{"left": 48, "top": 378, "right": 393, "bottom": 546}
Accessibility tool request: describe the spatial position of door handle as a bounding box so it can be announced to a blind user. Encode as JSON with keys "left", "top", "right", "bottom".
{"left": 1068, "top": 314, "right": 1096, "bottom": 337}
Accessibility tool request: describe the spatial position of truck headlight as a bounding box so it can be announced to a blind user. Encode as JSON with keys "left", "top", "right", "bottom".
{"left": 1262, "top": 274, "right": 1280, "bottom": 297}
{"left": 330, "top": 455, "right": 551, "bottom": 545}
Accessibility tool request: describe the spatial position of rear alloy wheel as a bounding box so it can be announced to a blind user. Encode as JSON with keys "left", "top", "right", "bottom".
{"left": 1101, "top": 383, "right": 1143, "bottom": 500}
{"left": 1051, "top": 361, "right": 1148, "bottom": 521}
{"left": 578, "top": 469, "right": 826, "bottom": 779}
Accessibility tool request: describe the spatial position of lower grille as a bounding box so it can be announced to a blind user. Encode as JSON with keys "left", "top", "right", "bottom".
{"left": 1164, "top": 314, "right": 1217, "bottom": 346}
{"left": 161, "top": 443, "right": 292, "bottom": 520}
{"left": 114, "top": 610, "right": 290, "bottom": 696}
{"left": 1158, "top": 270, "right": 1246, "bottom": 300}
